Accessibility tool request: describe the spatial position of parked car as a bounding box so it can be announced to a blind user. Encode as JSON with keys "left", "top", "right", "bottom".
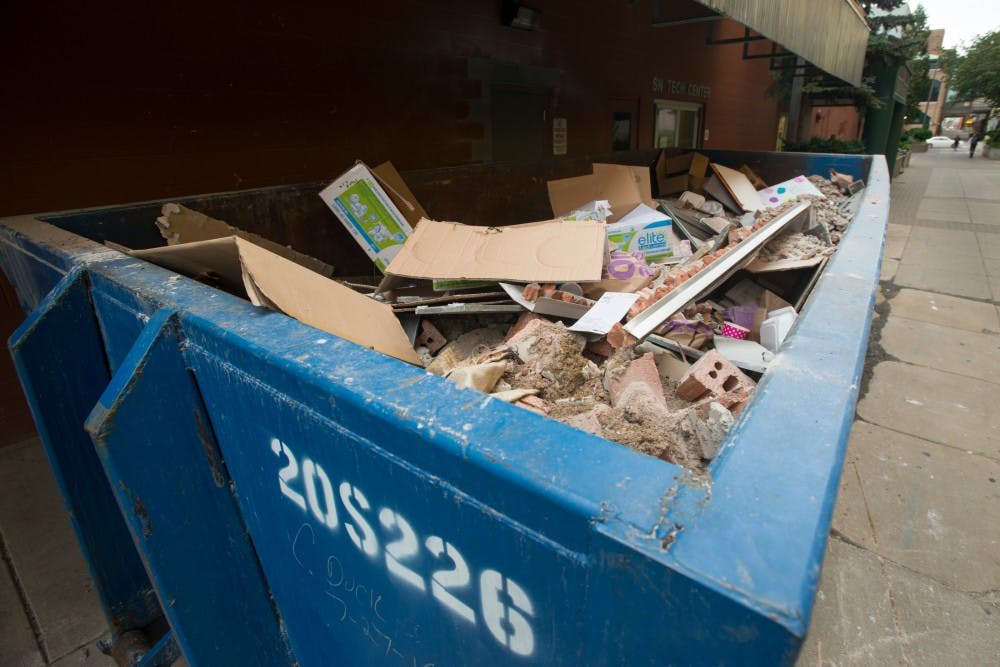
{"left": 927, "top": 136, "right": 961, "bottom": 148}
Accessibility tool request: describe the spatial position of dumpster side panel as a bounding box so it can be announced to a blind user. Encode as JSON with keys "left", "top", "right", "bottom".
{"left": 89, "top": 272, "right": 163, "bottom": 375}
{"left": 0, "top": 226, "right": 67, "bottom": 314}
{"left": 185, "top": 334, "right": 589, "bottom": 665}
{"left": 85, "top": 309, "right": 295, "bottom": 665}
{"left": 582, "top": 525, "right": 799, "bottom": 664}
{"left": 171, "top": 308, "right": 677, "bottom": 552}
{"left": 179, "top": 295, "right": 799, "bottom": 664}
{"left": 8, "top": 267, "right": 161, "bottom": 631}
{"left": 0, "top": 217, "right": 122, "bottom": 314}
{"left": 703, "top": 150, "right": 872, "bottom": 185}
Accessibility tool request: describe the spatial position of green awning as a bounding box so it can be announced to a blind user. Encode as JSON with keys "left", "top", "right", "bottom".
{"left": 695, "top": 0, "right": 869, "bottom": 86}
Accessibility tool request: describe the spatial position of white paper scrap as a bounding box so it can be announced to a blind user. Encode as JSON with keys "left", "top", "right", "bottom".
{"left": 568, "top": 292, "right": 639, "bottom": 335}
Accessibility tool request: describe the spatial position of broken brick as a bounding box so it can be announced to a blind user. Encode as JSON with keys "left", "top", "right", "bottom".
{"left": 607, "top": 322, "right": 638, "bottom": 349}
{"left": 676, "top": 350, "right": 755, "bottom": 403}
{"left": 606, "top": 354, "right": 666, "bottom": 409}
{"left": 505, "top": 311, "right": 548, "bottom": 341}
{"left": 585, "top": 338, "right": 614, "bottom": 358}
{"left": 415, "top": 320, "right": 447, "bottom": 354}
{"left": 505, "top": 317, "right": 547, "bottom": 349}
{"left": 713, "top": 385, "right": 751, "bottom": 417}
{"left": 516, "top": 394, "right": 552, "bottom": 415}
{"left": 559, "top": 404, "right": 610, "bottom": 437}
{"left": 522, "top": 282, "right": 541, "bottom": 302}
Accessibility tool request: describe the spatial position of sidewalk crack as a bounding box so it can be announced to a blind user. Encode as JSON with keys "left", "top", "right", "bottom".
{"left": 0, "top": 524, "right": 50, "bottom": 664}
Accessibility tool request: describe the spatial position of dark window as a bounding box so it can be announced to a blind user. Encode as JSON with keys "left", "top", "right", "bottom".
{"left": 612, "top": 112, "right": 632, "bottom": 151}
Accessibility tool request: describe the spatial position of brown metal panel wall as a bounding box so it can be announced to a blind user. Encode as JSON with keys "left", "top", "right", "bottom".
{"left": 695, "top": 0, "right": 869, "bottom": 85}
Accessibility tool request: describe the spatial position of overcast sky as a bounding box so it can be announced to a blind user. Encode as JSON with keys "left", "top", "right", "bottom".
{"left": 910, "top": 1, "right": 1000, "bottom": 51}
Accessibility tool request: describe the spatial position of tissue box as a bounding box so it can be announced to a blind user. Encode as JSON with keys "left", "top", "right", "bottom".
{"left": 319, "top": 163, "right": 414, "bottom": 272}
{"left": 606, "top": 203, "right": 673, "bottom": 261}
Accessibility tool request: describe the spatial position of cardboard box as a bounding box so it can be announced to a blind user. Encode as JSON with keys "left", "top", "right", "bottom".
{"left": 659, "top": 173, "right": 690, "bottom": 196}
{"left": 655, "top": 151, "right": 711, "bottom": 196}
{"left": 319, "top": 162, "right": 417, "bottom": 272}
{"left": 547, "top": 163, "right": 654, "bottom": 223}
{"left": 606, "top": 204, "right": 674, "bottom": 261}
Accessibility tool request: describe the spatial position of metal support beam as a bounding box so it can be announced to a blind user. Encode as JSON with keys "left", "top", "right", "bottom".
{"left": 650, "top": 0, "right": 722, "bottom": 28}
{"left": 743, "top": 41, "right": 797, "bottom": 61}
{"left": 706, "top": 24, "right": 768, "bottom": 46}
{"left": 652, "top": 14, "right": 723, "bottom": 27}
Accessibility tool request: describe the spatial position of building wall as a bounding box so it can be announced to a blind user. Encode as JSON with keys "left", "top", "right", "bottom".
{"left": 920, "top": 68, "right": 950, "bottom": 133}
{"left": 0, "top": 0, "right": 782, "bottom": 217}
{"left": 805, "top": 106, "right": 863, "bottom": 141}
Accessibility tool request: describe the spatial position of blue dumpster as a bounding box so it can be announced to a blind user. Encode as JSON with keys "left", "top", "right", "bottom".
{"left": 1, "top": 150, "right": 889, "bottom": 665}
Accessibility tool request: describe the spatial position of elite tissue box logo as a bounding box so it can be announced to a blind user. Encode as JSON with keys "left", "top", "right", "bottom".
{"left": 607, "top": 219, "right": 673, "bottom": 261}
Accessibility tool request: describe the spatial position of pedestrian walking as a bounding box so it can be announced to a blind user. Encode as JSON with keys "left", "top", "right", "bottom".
{"left": 969, "top": 132, "right": 979, "bottom": 158}
{"left": 952, "top": 135, "right": 960, "bottom": 150}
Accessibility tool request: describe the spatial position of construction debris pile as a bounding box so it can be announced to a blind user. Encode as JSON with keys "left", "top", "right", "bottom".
{"left": 129, "top": 154, "right": 865, "bottom": 474}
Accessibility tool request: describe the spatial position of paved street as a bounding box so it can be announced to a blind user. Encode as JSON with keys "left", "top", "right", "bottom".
{"left": 1, "top": 147, "right": 998, "bottom": 665}
{"left": 798, "top": 146, "right": 1000, "bottom": 665}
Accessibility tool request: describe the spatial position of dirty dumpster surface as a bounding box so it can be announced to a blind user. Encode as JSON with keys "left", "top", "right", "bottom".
{"left": 0, "top": 150, "right": 889, "bottom": 665}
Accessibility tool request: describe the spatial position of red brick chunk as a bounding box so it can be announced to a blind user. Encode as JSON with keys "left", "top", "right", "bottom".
{"left": 676, "top": 350, "right": 756, "bottom": 403}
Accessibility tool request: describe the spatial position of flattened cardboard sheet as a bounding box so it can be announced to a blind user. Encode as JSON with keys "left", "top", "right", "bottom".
{"left": 746, "top": 254, "right": 829, "bottom": 273}
{"left": 758, "top": 175, "right": 824, "bottom": 207}
{"left": 386, "top": 218, "right": 606, "bottom": 283}
{"left": 710, "top": 163, "right": 764, "bottom": 212}
{"left": 132, "top": 237, "right": 245, "bottom": 294}
{"left": 132, "top": 236, "right": 421, "bottom": 365}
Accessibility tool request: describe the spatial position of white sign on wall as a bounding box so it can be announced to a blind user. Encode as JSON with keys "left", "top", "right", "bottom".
{"left": 552, "top": 117, "right": 567, "bottom": 155}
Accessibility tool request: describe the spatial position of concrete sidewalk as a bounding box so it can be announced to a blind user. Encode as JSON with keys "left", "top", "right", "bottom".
{"left": 1, "top": 148, "right": 997, "bottom": 666}
{"left": 798, "top": 147, "right": 1000, "bottom": 665}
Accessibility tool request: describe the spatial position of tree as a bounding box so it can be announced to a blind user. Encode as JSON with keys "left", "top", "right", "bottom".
{"left": 904, "top": 54, "right": 930, "bottom": 122}
{"left": 792, "top": 1, "right": 929, "bottom": 110}
{"left": 864, "top": 3, "right": 930, "bottom": 69}
{"left": 950, "top": 31, "right": 1000, "bottom": 107}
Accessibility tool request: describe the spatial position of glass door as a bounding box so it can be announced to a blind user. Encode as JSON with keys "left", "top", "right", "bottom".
{"left": 654, "top": 100, "right": 703, "bottom": 149}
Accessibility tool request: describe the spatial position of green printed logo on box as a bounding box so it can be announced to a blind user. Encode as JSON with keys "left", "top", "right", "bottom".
{"left": 334, "top": 181, "right": 411, "bottom": 270}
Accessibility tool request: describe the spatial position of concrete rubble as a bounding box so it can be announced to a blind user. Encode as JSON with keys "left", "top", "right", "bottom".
{"left": 408, "top": 168, "right": 855, "bottom": 473}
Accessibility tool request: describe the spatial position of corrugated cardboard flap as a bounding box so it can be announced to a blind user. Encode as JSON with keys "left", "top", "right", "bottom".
{"left": 132, "top": 236, "right": 421, "bottom": 365}
{"left": 547, "top": 163, "right": 653, "bottom": 222}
